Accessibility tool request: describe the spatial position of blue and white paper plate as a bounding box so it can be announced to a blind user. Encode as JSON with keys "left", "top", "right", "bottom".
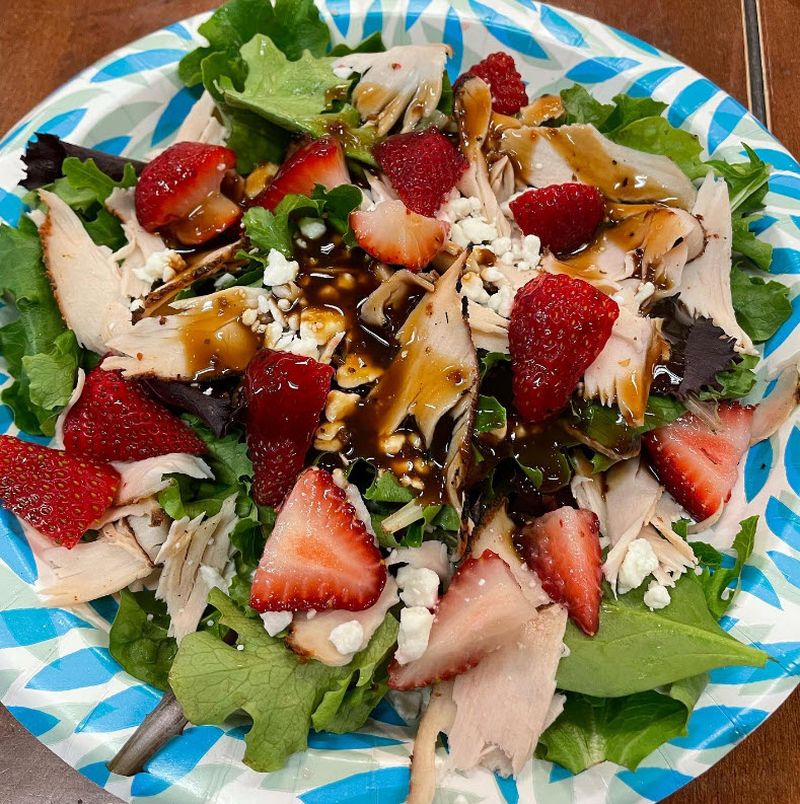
{"left": 0, "top": 2, "right": 799, "bottom": 802}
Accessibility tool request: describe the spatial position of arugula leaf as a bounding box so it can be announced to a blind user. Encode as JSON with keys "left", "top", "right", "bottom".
{"left": 696, "top": 516, "right": 757, "bottom": 619}
{"left": 109, "top": 590, "right": 178, "bottom": 691}
{"left": 474, "top": 395, "right": 507, "bottom": 434}
{"left": 732, "top": 215, "right": 773, "bottom": 271}
{"left": 183, "top": 416, "right": 253, "bottom": 485}
{"left": 557, "top": 573, "right": 766, "bottom": 697}
{"left": 731, "top": 263, "right": 792, "bottom": 342}
{"left": 169, "top": 589, "right": 398, "bottom": 772}
{"left": 0, "top": 222, "right": 80, "bottom": 435}
{"left": 700, "top": 353, "right": 759, "bottom": 401}
{"left": 707, "top": 144, "right": 771, "bottom": 216}
{"left": 537, "top": 674, "right": 706, "bottom": 774}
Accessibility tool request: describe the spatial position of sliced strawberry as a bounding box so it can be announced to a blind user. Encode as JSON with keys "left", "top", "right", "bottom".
{"left": 519, "top": 506, "right": 602, "bottom": 636}
{"left": 252, "top": 136, "right": 349, "bottom": 211}
{"left": 509, "top": 273, "right": 618, "bottom": 423}
{"left": 250, "top": 467, "right": 386, "bottom": 612}
{"left": 643, "top": 402, "right": 754, "bottom": 521}
{"left": 0, "top": 436, "right": 119, "bottom": 548}
{"left": 509, "top": 183, "right": 605, "bottom": 256}
{"left": 243, "top": 349, "right": 333, "bottom": 507}
{"left": 135, "top": 141, "right": 240, "bottom": 244}
{"left": 388, "top": 550, "right": 537, "bottom": 690}
{"left": 463, "top": 52, "right": 528, "bottom": 116}
{"left": 350, "top": 200, "right": 449, "bottom": 271}
{"left": 62, "top": 366, "right": 206, "bottom": 462}
{"left": 373, "top": 128, "right": 468, "bottom": 217}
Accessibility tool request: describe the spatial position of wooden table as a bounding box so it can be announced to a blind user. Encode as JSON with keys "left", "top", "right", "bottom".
{"left": 1, "top": 1, "right": 799, "bottom": 802}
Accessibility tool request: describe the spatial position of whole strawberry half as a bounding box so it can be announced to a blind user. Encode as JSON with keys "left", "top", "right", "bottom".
{"left": 509, "top": 272, "right": 618, "bottom": 423}
{"left": 250, "top": 467, "right": 386, "bottom": 612}
{"left": 644, "top": 402, "right": 754, "bottom": 521}
{"left": 373, "top": 128, "right": 468, "bottom": 217}
{"left": 388, "top": 549, "right": 538, "bottom": 690}
{"left": 519, "top": 506, "right": 602, "bottom": 635}
{"left": 463, "top": 52, "right": 528, "bottom": 116}
{"left": 63, "top": 366, "right": 206, "bottom": 462}
{"left": 252, "top": 136, "right": 349, "bottom": 212}
{"left": 350, "top": 199, "right": 449, "bottom": 271}
{"left": 135, "top": 141, "right": 240, "bottom": 245}
{"left": 509, "top": 183, "right": 605, "bottom": 255}
{"left": 243, "top": 349, "right": 333, "bottom": 507}
{"left": 0, "top": 436, "right": 120, "bottom": 548}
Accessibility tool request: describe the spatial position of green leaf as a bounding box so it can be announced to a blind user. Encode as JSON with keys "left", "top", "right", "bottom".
{"left": 474, "top": 395, "right": 507, "bottom": 434}
{"left": 269, "top": 0, "right": 332, "bottom": 60}
{"left": 197, "top": 0, "right": 277, "bottom": 53}
{"left": 22, "top": 330, "right": 80, "bottom": 411}
{"left": 109, "top": 590, "right": 178, "bottom": 691}
{"left": 557, "top": 573, "right": 767, "bottom": 697}
{"left": 731, "top": 263, "right": 792, "bottom": 342}
{"left": 707, "top": 143, "right": 771, "bottom": 217}
{"left": 602, "top": 94, "right": 668, "bottom": 133}
{"left": 329, "top": 31, "right": 385, "bottom": 57}
{"left": 696, "top": 516, "right": 758, "bottom": 619}
{"left": 184, "top": 417, "right": 254, "bottom": 485}
{"left": 560, "top": 85, "right": 614, "bottom": 129}
{"left": 517, "top": 460, "right": 544, "bottom": 488}
{"left": 169, "top": 590, "right": 397, "bottom": 772}
{"left": 700, "top": 353, "right": 759, "bottom": 401}
{"left": 364, "top": 469, "right": 414, "bottom": 503}
{"left": 479, "top": 350, "right": 510, "bottom": 379}
{"left": 537, "top": 674, "right": 706, "bottom": 774}
{"left": 311, "top": 184, "right": 362, "bottom": 234}
{"left": 732, "top": 215, "right": 773, "bottom": 271}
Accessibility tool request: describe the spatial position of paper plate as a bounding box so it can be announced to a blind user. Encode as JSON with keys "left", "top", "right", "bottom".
{"left": 0, "top": 2, "right": 799, "bottom": 802}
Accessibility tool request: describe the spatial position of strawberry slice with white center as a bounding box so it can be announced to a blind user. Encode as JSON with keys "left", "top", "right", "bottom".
{"left": 350, "top": 199, "right": 449, "bottom": 271}
{"left": 135, "top": 141, "right": 240, "bottom": 245}
{"left": 63, "top": 366, "right": 207, "bottom": 462}
{"left": 387, "top": 550, "right": 537, "bottom": 690}
{"left": 518, "top": 506, "right": 602, "bottom": 636}
{"left": 643, "top": 401, "right": 754, "bottom": 521}
{"left": 252, "top": 136, "right": 350, "bottom": 211}
{"left": 250, "top": 467, "right": 386, "bottom": 612}
{"left": 0, "top": 436, "right": 120, "bottom": 548}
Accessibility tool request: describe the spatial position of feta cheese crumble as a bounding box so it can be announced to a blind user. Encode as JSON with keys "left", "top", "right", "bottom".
{"left": 132, "top": 248, "right": 184, "bottom": 284}
{"left": 298, "top": 217, "right": 326, "bottom": 240}
{"left": 395, "top": 606, "right": 435, "bottom": 665}
{"left": 643, "top": 581, "right": 671, "bottom": 610}
{"left": 329, "top": 619, "right": 365, "bottom": 655}
{"left": 260, "top": 611, "right": 293, "bottom": 637}
{"left": 397, "top": 565, "right": 440, "bottom": 609}
{"left": 618, "top": 538, "right": 659, "bottom": 594}
{"left": 263, "top": 248, "right": 300, "bottom": 286}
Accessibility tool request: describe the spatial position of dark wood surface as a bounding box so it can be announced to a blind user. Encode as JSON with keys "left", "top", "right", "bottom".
{"left": 1, "top": 1, "right": 799, "bottom": 802}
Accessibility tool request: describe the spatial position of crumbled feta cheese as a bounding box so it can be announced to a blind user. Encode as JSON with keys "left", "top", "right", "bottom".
{"left": 490, "top": 235, "right": 512, "bottom": 257}
{"left": 260, "top": 610, "right": 293, "bottom": 637}
{"left": 397, "top": 565, "right": 440, "bottom": 609}
{"left": 446, "top": 196, "right": 475, "bottom": 219}
{"left": 395, "top": 606, "right": 435, "bottom": 665}
{"left": 618, "top": 538, "right": 659, "bottom": 593}
{"left": 643, "top": 581, "right": 671, "bottom": 610}
{"left": 487, "top": 283, "right": 515, "bottom": 318}
{"left": 263, "top": 248, "right": 300, "bottom": 286}
{"left": 329, "top": 620, "right": 365, "bottom": 655}
{"left": 298, "top": 217, "right": 327, "bottom": 240}
{"left": 460, "top": 272, "right": 491, "bottom": 305}
{"left": 520, "top": 234, "right": 541, "bottom": 264}
{"left": 133, "top": 248, "right": 183, "bottom": 284}
{"left": 129, "top": 298, "right": 144, "bottom": 312}
{"left": 460, "top": 216, "right": 497, "bottom": 245}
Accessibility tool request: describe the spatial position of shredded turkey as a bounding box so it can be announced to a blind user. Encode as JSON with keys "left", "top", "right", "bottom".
{"left": 286, "top": 577, "right": 399, "bottom": 666}
{"left": 173, "top": 90, "right": 228, "bottom": 146}
{"left": 360, "top": 269, "right": 434, "bottom": 327}
{"left": 113, "top": 453, "right": 213, "bottom": 505}
{"left": 155, "top": 494, "right": 238, "bottom": 643}
{"left": 500, "top": 124, "right": 697, "bottom": 209}
{"left": 750, "top": 359, "right": 800, "bottom": 443}
{"left": 464, "top": 299, "right": 510, "bottom": 353}
{"left": 104, "top": 286, "right": 269, "bottom": 378}
{"left": 570, "top": 453, "right": 608, "bottom": 536}
{"left": 333, "top": 45, "right": 451, "bottom": 136}
{"left": 39, "top": 189, "right": 130, "bottom": 353}
{"left": 679, "top": 174, "right": 755, "bottom": 353}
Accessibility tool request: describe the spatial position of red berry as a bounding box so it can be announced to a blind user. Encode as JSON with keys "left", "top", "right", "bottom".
{"left": 63, "top": 367, "right": 207, "bottom": 462}
{"left": 509, "top": 183, "right": 605, "bottom": 255}
{"left": 0, "top": 436, "right": 120, "bottom": 548}
{"left": 243, "top": 349, "right": 333, "bottom": 507}
{"left": 509, "top": 273, "right": 618, "bottom": 423}
{"left": 644, "top": 402, "right": 754, "bottom": 522}
{"left": 519, "top": 507, "right": 603, "bottom": 635}
{"left": 252, "top": 136, "right": 349, "bottom": 212}
{"left": 465, "top": 52, "right": 528, "bottom": 116}
{"left": 250, "top": 467, "right": 386, "bottom": 612}
{"left": 135, "top": 141, "right": 240, "bottom": 244}
{"left": 373, "top": 128, "right": 468, "bottom": 217}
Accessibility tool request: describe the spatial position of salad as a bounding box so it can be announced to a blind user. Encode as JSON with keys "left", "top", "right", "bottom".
{"left": 0, "top": 0, "right": 797, "bottom": 798}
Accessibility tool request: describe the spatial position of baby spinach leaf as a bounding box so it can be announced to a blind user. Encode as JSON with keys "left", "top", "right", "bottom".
{"left": 474, "top": 395, "right": 507, "bottom": 434}
{"left": 557, "top": 573, "right": 767, "bottom": 697}
{"left": 731, "top": 263, "right": 792, "bottom": 342}
{"left": 537, "top": 674, "right": 706, "bottom": 774}
{"left": 109, "top": 590, "right": 178, "bottom": 691}
{"left": 169, "top": 590, "right": 398, "bottom": 772}
{"left": 364, "top": 469, "right": 414, "bottom": 503}
{"left": 559, "top": 85, "right": 614, "bottom": 129}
